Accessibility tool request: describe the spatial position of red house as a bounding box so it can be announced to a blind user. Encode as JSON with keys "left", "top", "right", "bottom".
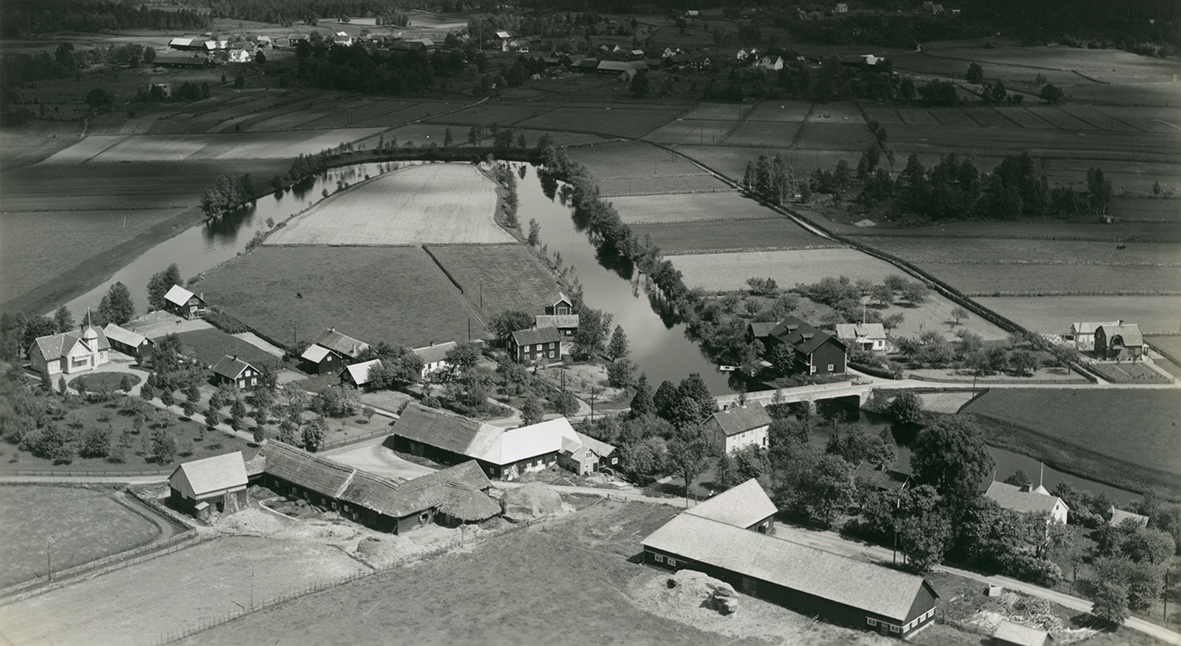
{"left": 510, "top": 327, "right": 562, "bottom": 363}
{"left": 764, "top": 317, "right": 847, "bottom": 375}
{"left": 163, "top": 284, "right": 207, "bottom": 319}
{"left": 212, "top": 355, "right": 259, "bottom": 390}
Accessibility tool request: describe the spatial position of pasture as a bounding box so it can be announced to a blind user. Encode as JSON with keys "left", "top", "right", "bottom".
{"left": 975, "top": 295, "right": 1181, "bottom": 335}
{"left": 720, "top": 120, "right": 802, "bottom": 148}
{"left": 424, "top": 244, "right": 560, "bottom": 316}
{"left": 610, "top": 192, "right": 776, "bottom": 224}
{"left": 265, "top": 164, "right": 510, "bottom": 246}
{"left": 0, "top": 535, "right": 367, "bottom": 646}
{"left": 0, "top": 486, "right": 161, "bottom": 588}
{"left": 193, "top": 246, "right": 486, "bottom": 349}
{"left": 516, "top": 105, "right": 684, "bottom": 138}
{"left": 566, "top": 140, "right": 729, "bottom": 196}
{"left": 964, "top": 389, "right": 1181, "bottom": 495}
{"left": 176, "top": 328, "right": 283, "bottom": 369}
{"left": 633, "top": 218, "right": 837, "bottom": 255}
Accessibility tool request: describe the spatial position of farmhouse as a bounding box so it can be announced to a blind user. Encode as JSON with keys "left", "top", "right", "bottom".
{"left": 1093, "top": 323, "right": 1144, "bottom": 361}
{"left": 690, "top": 478, "right": 777, "bottom": 533}
{"left": 1069, "top": 321, "right": 1120, "bottom": 351}
{"left": 312, "top": 327, "right": 370, "bottom": 361}
{"left": 835, "top": 323, "right": 887, "bottom": 352}
{"left": 163, "top": 284, "right": 207, "bottom": 319}
{"left": 1109, "top": 506, "right": 1149, "bottom": 528}
{"left": 102, "top": 323, "right": 153, "bottom": 365}
{"left": 412, "top": 341, "right": 458, "bottom": 379}
{"left": 765, "top": 317, "right": 847, "bottom": 375}
{"left": 700, "top": 403, "right": 772, "bottom": 455}
{"left": 993, "top": 620, "right": 1048, "bottom": 646}
{"left": 29, "top": 324, "right": 110, "bottom": 381}
{"left": 227, "top": 48, "right": 252, "bottom": 63}
{"left": 643, "top": 480, "right": 938, "bottom": 637}
{"left": 757, "top": 56, "right": 785, "bottom": 71}
{"left": 169, "top": 451, "right": 249, "bottom": 518}
{"left": 211, "top": 355, "right": 260, "bottom": 391}
{"left": 254, "top": 441, "right": 497, "bottom": 533}
{"left": 301, "top": 327, "right": 370, "bottom": 373}
{"left": 342, "top": 359, "right": 382, "bottom": 388}
{"left": 509, "top": 327, "right": 562, "bottom": 363}
{"left": 984, "top": 481, "right": 1069, "bottom": 525}
{"left": 534, "top": 314, "right": 579, "bottom": 338}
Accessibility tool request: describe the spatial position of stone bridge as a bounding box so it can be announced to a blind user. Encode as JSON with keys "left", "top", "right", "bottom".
{"left": 714, "top": 380, "right": 877, "bottom": 413}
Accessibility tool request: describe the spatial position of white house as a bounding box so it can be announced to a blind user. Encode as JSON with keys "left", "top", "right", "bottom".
{"left": 757, "top": 55, "right": 784, "bottom": 71}
{"left": 333, "top": 31, "right": 353, "bottom": 46}
{"left": 984, "top": 481, "right": 1069, "bottom": 525}
{"left": 29, "top": 325, "right": 110, "bottom": 382}
{"left": 835, "top": 323, "right": 887, "bottom": 352}
{"left": 700, "top": 403, "right": 772, "bottom": 455}
{"left": 228, "top": 48, "right": 252, "bottom": 63}
{"left": 412, "top": 341, "right": 458, "bottom": 380}
{"left": 834, "top": 3, "right": 849, "bottom": 13}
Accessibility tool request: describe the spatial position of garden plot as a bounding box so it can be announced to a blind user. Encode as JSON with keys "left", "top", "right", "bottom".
{"left": 245, "top": 109, "right": 331, "bottom": 131}
{"left": 265, "top": 164, "right": 509, "bottom": 246}
{"left": 897, "top": 108, "right": 940, "bottom": 127}
{"left": 927, "top": 108, "right": 979, "bottom": 128}
{"left": 633, "top": 218, "right": 837, "bottom": 254}
{"left": 610, "top": 192, "right": 775, "bottom": 224}
{"left": 643, "top": 119, "right": 735, "bottom": 145}
{"left": 678, "top": 102, "right": 753, "bottom": 121}
{"left": 720, "top": 120, "right": 802, "bottom": 148}
{"left": 1024, "top": 106, "right": 1097, "bottom": 131}
{"left": 745, "top": 100, "right": 813, "bottom": 122}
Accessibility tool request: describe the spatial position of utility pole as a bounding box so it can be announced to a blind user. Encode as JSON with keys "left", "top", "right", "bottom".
{"left": 47, "top": 541, "right": 51, "bottom": 582}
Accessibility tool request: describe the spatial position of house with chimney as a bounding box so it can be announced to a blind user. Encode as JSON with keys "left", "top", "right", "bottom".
{"left": 29, "top": 323, "right": 110, "bottom": 382}
{"left": 300, "top": 327, "right": 369, "bottom": 374}
{"left": 762, "top": 317, "right": 847, "bottom": 376}
{"left": 163, "top": 285, "right": 207, "bottom": 319}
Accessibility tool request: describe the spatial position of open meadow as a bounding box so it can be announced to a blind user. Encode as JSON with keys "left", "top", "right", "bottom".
{"left": 0, "top": 535, "right": 368, "bottom": 646}
{"left": 633, "top": 218, "right": 839, "bottom": 255}
{"left": 672, "top": 247, "right": 902, "bottom": 290}
{"left": 193, "top": 246, "right": 486, "bottom": 349}
{"left": 975, "top": 295, "right": 1181, "bottom": 335}
{"left": 264, "top": 164, "right": 510, "bottom": 246}
{"left": 964, "top": 389, "right": 1181, "bottom": 495}
{"left": 567, "top": 140, "right": 730, "bottom": 196}
{"left": 0, "top": 486, "right": 161, "bottom": 588}
{"left": 610, "top": 191, "right": 776, "bottom": 224}
{"left": 423, "top": 244, "right": 559, "bottom": 316}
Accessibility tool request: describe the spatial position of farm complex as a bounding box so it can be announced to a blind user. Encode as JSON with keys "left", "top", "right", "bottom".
{"left": 1, "top": 2, "right": 1180, "bottom": 645}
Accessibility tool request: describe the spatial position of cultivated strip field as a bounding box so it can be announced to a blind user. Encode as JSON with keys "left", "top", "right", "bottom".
{"left": 516, "top": 106, "right": 684, "bottom": 139}
{"left": 193, "top": 246, "right": 486, "bottom": 348}
{"left": 672, "top": 248, "right": 901, "bottom": 289}
{"left": 424, "top": 244, "right": 560, "bottom": 316}
{"left": 265, "top": 164, "right": 511, "bottom": 246}
{"left": 720, "top": 120, "right": 802, "bottom": 148}
{"left": 679, "top": 102, "right": 753, "bottom": 121}
{"left": 0, "top": 486, "right": 160, "bottom": 588}
{"left": 41, "top": 129, "right": 385, "bottom": 164}
{"left": 567, "top": 141, "right": 730, "bottom": 196}
{"left": 633, "top": 219, "right": 837, "bottom": 255}
{"left": 643, "top": 119, "right": 736, "bottom": 146}
{"left": 0, "top": 536, "right": 367, "bottom": 646}
{"left": 975, "top": 295, "right": 1181, "bottom": 335}
{"left": 610, "top": 192, "right": 776, "bottom": 224}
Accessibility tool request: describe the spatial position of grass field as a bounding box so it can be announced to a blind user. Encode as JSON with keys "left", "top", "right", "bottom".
{"left": 425, "top": 101, "right": 550, "bottom": 127}
{"left": 975, "top": 295, "right": 1181, "bottom": 335}
{"left": 0, "top": 486, "right": 161, "bottom": 588}
{"left": 193, "top": 246, "right": 486, "bottom": 349}
{"left": 176, "top": 328, "right": 283, "bottom": 369}
{"left": 964, "top": 389, "right": 1181, "bottom": 495}
{"left": 424, "top": 244, "right": 560, "bottom": 316}
{"left": 566, "top": 140, "right": 730, "bottom": 196}
{"left": 516, "top": 105, "right": 684, "bottom": 138}
{"left": 679, "top": 103, "right": 753, "bottom": 121}
{"left": 633, "top": 218, "right": 838, "bottom": 254}
{"left": 1147, "top": 335, "right": 1181, "bottom": 363}
{"left": 265, "top": 165, "right": 510, "bottom": 246}
{"left": 745, "top": 100, "right": 813, "bottom": 122}
{"left": 41, "top": 129, "right": 385, "bottom": 164}
{"left": 0, "top": 535, "right": 367, "bottom": 646}
{"left": 643, "top": 119, "right": 736, "bottom": 145}
{"left": 610, "top": 192, "right": 777, "bottom": 224}
{"left": 672, "top": 247, "right": 901, "bottom": 289}
{"left": 720, "top": 120, "right": 802, "bottom": 147}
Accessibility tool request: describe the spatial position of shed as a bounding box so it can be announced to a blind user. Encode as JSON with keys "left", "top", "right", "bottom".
{"left": 169, "top": 451, "right": 249, "bottom": 518}
{"left": 163, "top": 284, "right": 206, "bottom": 319}
{"left": 993, "top": 620, "right": 1048, "bottom": 646}
{"left": 343, "top": 359, "right": 382, "bottom": 388}
{"left": 1109, "top": 505, "right": 1149, "bottom": 528}
{"left": 548, "top": 292, "right": 575, "bottom": 315}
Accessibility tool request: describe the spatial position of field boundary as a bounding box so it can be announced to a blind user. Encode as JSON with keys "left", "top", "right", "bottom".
{"left": 966, "top": 290, "right": 1181, "bottom": 297}
{"left": 319, "top": 428, "right": 392, "bottom": 452}
{"left": 0, "top": 467, "right": 172, "bottom": 477}
{"left": 662, "top": 243, "right": 844, "bottom": 255}
{"left": 422, "top": 245, "right": 465, "bottom": 294}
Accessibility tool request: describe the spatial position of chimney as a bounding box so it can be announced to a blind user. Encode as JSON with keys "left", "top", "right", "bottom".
{"left": 1019, "top": 484, "right": 1032, "bottom": 493}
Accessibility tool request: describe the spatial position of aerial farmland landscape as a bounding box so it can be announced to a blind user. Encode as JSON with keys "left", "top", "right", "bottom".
{"left": 0, "top": 0, "right": 1179, "bottom": 644}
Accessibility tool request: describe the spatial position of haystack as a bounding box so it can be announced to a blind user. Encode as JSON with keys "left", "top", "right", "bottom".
{"left": 501, "top": 482, "right": 563, "bottom": 522}
{"left": 438, "top": 481, "right": 501, "bottom": 524}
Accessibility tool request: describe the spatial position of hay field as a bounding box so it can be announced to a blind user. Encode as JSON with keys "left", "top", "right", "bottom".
{"left": 721, "top": 120, "right": 802, "bottom": 147}
{"left": 0, "top": 535, "right": 367, "bottom": 646}
{"left": 0, "top": 486, "right": 160, "bottom": 588}
{"left": 425, "top": 244, "right": 560, "bottom": 316}
{"left": 425, "top": 102, "right": 549, "bottom": 127}
{"left": 39, "top": 135, "right": 126, "bottom": 164}
{"left": 793, "top": 123, "right": 876, "bottom": 150}
{"left": 566, "top": 141, "right": 729, "bottom": 196}
{"left": 43, "top": 129, "right": 385, "bottom": 164}
{"left": 679, "top": 102, "right": 753, "bottom": 121}
{"left": 643, "top": 119, "right": 735, "bottom": 145}
{"left": 193, "top": 246, "right": 486, "bottom": 348}
{"left": 673, "top": 248, "right": 898, "bottom": 289}
{"left": 266, "top": 165, "right": 510, "bottom": 246}
{"left": 517, "top": 106, "right": 683, "bottom": 138}
{"left": 610, "top": 192, "right": 775, "bottom": 224}
{"left": 745, "top": 101, "right": 812, "bottom": 122}
{"left": 975, "top": 295, "right": 1181, "bottom": 335}
{"left": 634, "top": 219, "right": 838, "bottom": 255}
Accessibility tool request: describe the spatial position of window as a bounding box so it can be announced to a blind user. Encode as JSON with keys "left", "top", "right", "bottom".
{"left": 535, "top": 344, "right": 542, "bottom": 351}
{"left": 810, "top": 365, "right": 817, "bottom": 374}
{"left": 827, "top": 364, "right": 834, "bottom": 371}
{"left": 549, "top": 342, "right": 555, "bottom": 349}
{"left": 548, "top": 351, "right": 555, "bottom": 358}
{"left": 611, "top": 457, "right": 618, "bottom": 465}
{"left": 667, "top": 558, "right": 677, "bottom": 567}
{"left": 889, "top": 625, "right": 900, "bottom": 633}
{"left": 654, "top": 554, "right": 664, "bottom": 563}
{"left": 866, "top": 619, "right": 877, "bottom": 627}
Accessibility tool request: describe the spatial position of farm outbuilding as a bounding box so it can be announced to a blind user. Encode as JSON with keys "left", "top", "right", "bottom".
{"left": 299, "top": 343, "right": 341, "bottom": 375}
{"left": 312, "top": 327, "right": 370, "bottom": 361}
{"left": 993, "top": 620, "right": 1048, "bottom": 646}
{"left": 1069, "top": 321, "right": 1120, "bottom": 351}
{"left": 547, "top": 293, "right": 574, "bottom": 315}
{"left": 342, "top": 359, "right": 381, "bottom": 388}
{"left": 103, "top": 323, "right": 154, "bottom": 365}
{"left": 689, "top": 478, "right": 777, "bottom": 533}
{"left": 535, "top": 314, "right": 579, "bottom": 338}
{"left": 169, "top": 451, "right": 249, "bottom": 518}
{"left": 1109, "top": 506, "right": 1149, "bottom": 528}
{"left": 163, "top": 284, "right": 207, "bottom": 319}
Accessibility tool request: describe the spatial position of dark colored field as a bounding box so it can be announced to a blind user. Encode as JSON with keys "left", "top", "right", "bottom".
{"left": 633, "top": 218, "right": 837, "bottom": 255}
{"left": 193, "top": 246, "right": 486, "bottom": 350}
{"left": 964, "top": 389, "right": 1181, "bottom": 495}
{"left": 424, "top": 244, "right": 561, "bottom": 318}
{"left": 425, "top": 102, "right": 554, "bottom": 127}
{"left": 0, "top": 486, "right": 161, "bottom": 588}
{"left": 517, "top": 106, "right": 684, "bottom": 138}
{"left": 176, "top": 328, "right": 281, "bottom": 369}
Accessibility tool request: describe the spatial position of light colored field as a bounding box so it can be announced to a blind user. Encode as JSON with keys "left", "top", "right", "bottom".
{"left": 917, "top": 392, "right": 976, "bottom": 414}
{"left": 721, "top": 120, "right": 802, "bottom": 147}
{"left": 206, "top": 128, "right": 385, "bottom": 159}
{"left": 745, "top": 100, "right": 813, "bottom": 122}
{"left": 0, "top": 535, "right": 367, "bottom": 646}
{"left": 976, "top": 295, "right": 1181, "bottom": 335}
{"left": 643, "top": 120, "right": 734, "bottom": 145}
{"left": 44, "top": 129, "right": 385, "bottom": 164}
{"left": 93, "top": 135, "right": 209, "bottom": 162}
{"left": 567, "top": 140, "right": 730, "bottom": 196}
{"left": 673, "top": 248, "right": 899, "bottom": 290}
{"left": 679, "top": 102, "right": 753, "bottom": 121}
{"left": 610, "top": 191, "right": 776, "bottom": 224}
{"left": 265, "top": 164, "right": 510, "bottom": 246}
{"left": 39, "top": 135, "right": 126, "bottom": 164}
{"left": 634, "top": 219, "right": 837, "bottom": 254}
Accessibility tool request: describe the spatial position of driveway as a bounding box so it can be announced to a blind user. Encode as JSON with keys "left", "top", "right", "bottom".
{"left": 319, "top": 436, "right": 434, "bottom": 480}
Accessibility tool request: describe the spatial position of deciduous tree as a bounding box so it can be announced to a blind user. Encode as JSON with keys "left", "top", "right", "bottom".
{"left": 910, "top": 416, "right": 994, "bottom": 505}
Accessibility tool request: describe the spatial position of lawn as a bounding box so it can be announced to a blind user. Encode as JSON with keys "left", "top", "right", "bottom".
{"left": 0, "top": 535, "right": 367, "bottom": 646}
{"left": 192, "top": 245, "right": 487, "bottom": 350}
{"left": 264, "top": 164, "right": 512, "bottom": 246}
{"left": 175, "top": 328, "right": 283, "bottom": 370}
{"left": 610, "top": 192, "right": 778, "bottom": 224}
{"left": 975, "top": 295, "right": 1181, "bottom": 335}
{"left": 633, "top": 218, "right": 838, "bottom": 254}
{"left": 423, "top": 244, "right": 560, "bottom": 317}
{"left": 963, "top": 389, "right": 1181, "bottom": 495}
{"left": 0, "top": 485, "right": 161, "bottom": 588}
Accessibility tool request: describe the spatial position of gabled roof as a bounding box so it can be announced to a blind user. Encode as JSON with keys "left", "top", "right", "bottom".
{"left": 313, "top": 328, "right": 369, "bottom": 359}
{"left": 643, "top": 513, "right": 934, "bottom": 623}
{"left": 338, "top": 462, "right": 491, "bottom": 519}
{"left": 345, "top": 359, "right": 381, "bottom": 386}
{"left": 535, "top": 314, "right": 580, "bottom": 329}
{"left": 853, "top": 463, "right": 910, "bottom": 491}
{"left": 412, "top": 341, "right": 457, "bottom": 365}
{"left": 702, "top": 403, "right": 772, "bottom": 437}
{"left": 212, "top": 355, "right": 253, "bottom": 380}
{"left": 257, "top": 441, "right": 356, "bottom": 499}
{"left": 511, "top": 327, "right": 562, "bottom": 346}
{"left": 1096, "top": 323, "right": 1143, "bottom": 347}
{"left": 687, "top": 478, "right": 777, "bottom": 528}
{"left": 164, "top": 284, "right": 197, "bottom": 307}
{"left": 170, "top": 451, "right": 248, "bottom": 497}
{"left": 32, "top": 327, "right": 109, "bottom": 360}
{"left": 102, "top": 323, "right": 150, "bottom": 348}
{"left": 993, "top": 620, "right": 1048, "bottom": 646}
{"left": 795, "top": 331, "right": 844, "bottom": 355}
{"left": 1109, "top": 506, "right": 1149, "bottom": 528}
{"left": 392, "top": 403, "right": 493, "bottom": 455}
{"left": 984, "top": 481, "right": 1067, "bottom": 516}
{"left": 835, "top": 323, "right": 886, "bottom": 341}
{"left": 300, "top": 344, "right": 333, "bottom": 363}
{"left": 748, "top": 321, "right": 779, "bottom": 339}
{"left": 575, "top": 431, "right": 616, "bottom": 459}
{"left": 467, "top": 418, "right": 564, "bottom": 466}
{"left": 1072, "top": 321, "right": 1120, "bottom": 335}
{"left": 437, "top": 481, "right": 501, "bottom": 522}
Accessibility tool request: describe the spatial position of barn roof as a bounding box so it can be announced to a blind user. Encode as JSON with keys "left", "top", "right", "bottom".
{"left": 340, "top": 460, "right": 491, "bottom": 518}
{"left": 437, "top": 481, "right": 501, "bottom": 522}
{"left": 984, "top": 481, "right": 1067, "bottom": 516}
{"left": 392, "top": 403, "right": 492, "bottom": 455}
{"left": 575, "top": 431, "right": 616, "bottom": 459}
{"left": 212, "top": 355, "right": 253, "bottom": 379}
{"left": 412, "top": 341, "right": 457, "bottom": 365}
{"left": 164, "top": 284, "right": 196, "bottom": 307}
{"left": 467, "top": 418, "right": 564, "bottom": 466}
{"left": 1109, "top": 506, "right": 1149, "bottom": 528}
{"left": 102, "top": 323, "right": 150, "bottom": 348}
{"left": 171, "top": 451, "right": 248, "bottom": 496}
{"left": 702, "top": 403, "right": 772, "bottom": 437}
{"left": 535, "top": 314, "right": 580, "bottom": 329}
{"left": 687, "top": 478, "right": 777, "bottom": 528}
{"left": 511, "top": 327, "right": 562, "bottom": 346}
{"left": 643, "top": 513, "right": 933, "bottom": 622}
{"left": 1097, "top": 323, "right": 1143, "bottom": 347}
{"left": 257, "top": 441, "right": 356, "bottom": 499}
{"left": 300, "top": 344, "right": 333, "bottom": 363}
{"left": 993, "top": 620, "right": 1048, "bottom": 646}
{"left": 345, "top": 359, "right": 381, "bottom": 386}
{"left": 313, "top": 328, "right": 369, "bottom": 359}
